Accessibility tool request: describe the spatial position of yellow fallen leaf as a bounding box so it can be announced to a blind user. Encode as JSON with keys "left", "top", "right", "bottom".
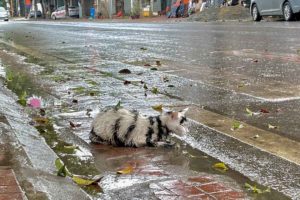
{"left": 117, "top": 166, "right": 134, "bottom": 175}
{"left": 213, "top": 162, "right": 229, "bottom": 171}
{"left": 33, "top": 117, "right": 49, "bottom": 124}
{"left": 152, "top": 104, "right": 163, "bottom": 113}
{"left": 72, "top": 175, "right": 102, "bottom": 186}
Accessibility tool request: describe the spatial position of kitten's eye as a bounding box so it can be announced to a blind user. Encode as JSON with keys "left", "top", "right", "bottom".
{"left": 180, "top": 116, "right": 187, "bottom": 124}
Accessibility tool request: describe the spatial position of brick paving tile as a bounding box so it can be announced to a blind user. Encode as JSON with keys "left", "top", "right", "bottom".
{"left": 0, "top": 186, "right": 22, "bottom": 193}
{"left": 198, "top": 183, "right": 228, "bottom": 193}
{"left": 0, "top": 169, "right": 24, "bottom": 200}
{"left": 0, "top": 193, "right": 24, "bottom": 200}
{"left": 156, "top": 194, "right": 179, "bottom": 200}
{"left": 212, "top": 191, "right": 245, "bottom": 199}
{"left": 188, "top": 176, "right": 214, "bottom": 184}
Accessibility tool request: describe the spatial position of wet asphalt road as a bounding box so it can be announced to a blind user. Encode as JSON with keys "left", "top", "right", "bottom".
{"left": 0, "top": 20, "right": 300, "bottom": 142}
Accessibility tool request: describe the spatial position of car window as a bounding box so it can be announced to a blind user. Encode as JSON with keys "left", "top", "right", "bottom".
{"left": 0, "top": 7, "right": 6, "bottom": 12}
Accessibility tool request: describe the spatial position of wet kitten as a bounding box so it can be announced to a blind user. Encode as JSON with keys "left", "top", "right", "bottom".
{"left": 90, "top": 107, "right": 189, "bottom": 147}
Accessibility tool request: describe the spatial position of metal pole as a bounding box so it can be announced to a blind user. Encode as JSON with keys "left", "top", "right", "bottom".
{"left": 33, "top": 0, "right": 37, "bottom": 19}
{"left": 109, "top": 0, "right": 112, "bottom": 19}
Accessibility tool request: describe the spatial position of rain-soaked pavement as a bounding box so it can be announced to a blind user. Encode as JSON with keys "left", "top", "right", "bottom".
{"left": 0, "top": 20, "right": 299, "bottom": 199}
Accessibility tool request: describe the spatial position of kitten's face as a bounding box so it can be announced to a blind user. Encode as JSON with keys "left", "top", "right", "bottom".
{"left": 163, "top": 108, "right": 189, "bottom": 136}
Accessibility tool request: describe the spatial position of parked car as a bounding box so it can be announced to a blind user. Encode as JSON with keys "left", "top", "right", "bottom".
{"left": 0, "top": 7, "right": 9, "bottom": 21}
{"left": 250, "top": 0, "right": 300, "bottom": 21}
{"left": 29, "top": 10, "right": 42, "bottom": 18}
{"left": 51, "top": 6, "right": 79, "bottom": 20}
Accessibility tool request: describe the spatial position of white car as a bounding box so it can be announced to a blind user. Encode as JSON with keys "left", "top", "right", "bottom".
{"left": 0, "top": 7, "right": 9, "bottom": 21}
{"left": 51, "top": 6, "right": 79, "bottom": 20}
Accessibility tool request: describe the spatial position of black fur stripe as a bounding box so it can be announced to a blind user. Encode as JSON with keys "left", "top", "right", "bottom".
{"left": 113, "top": 118, "right": 125, "bottom": 146}
{"left": 180, "top": 116, "right": 187, "bottom": 124}
{"left": 146, "top": 127, "right": 155, "bottom": 147}
{"left": 89, "top": 128, "right": 105, "bottom": 144}
{"left": 148, "top": 116, "right": 155, "bottom": 126}
{"left": 155, "top": 116, "right": 164, "bottom": 141}
{"left": 124, "top": 113, "right": 138, "bottom": 141}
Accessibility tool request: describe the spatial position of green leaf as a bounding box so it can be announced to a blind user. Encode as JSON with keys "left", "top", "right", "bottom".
{"left": 143, "top": 83, "right": 148, "bottom": 90}
{"left": 152, "top": 104, "right": 163, "bottom": 113}
{"left": 246, "top": 108, "right": 253, "bottom": 116}
{"left": 151, "top": 87, "right": 159, "bottom": 94}
{"left": 231, "top": 121, "right": 244, "bottom": 131}
{"left": 64, "top": 145, "right": 78, "bottom": 150}
{"left": 72, "top": 175, "right": 102, "bottom": 186}
{"left": 245, "top": 183, "right": 270, "bottom": 194}
{"left": 55, "top": 158, "right": 72, "bottom": 177}
{"left": 213, "top": 162, "right": 229, "bottom": 171}
{"left": 115, "top": 101, "right": 122, "bottom": 110}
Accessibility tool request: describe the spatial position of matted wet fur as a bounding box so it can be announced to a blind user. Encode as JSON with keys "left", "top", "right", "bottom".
{"left": 90, "top": 107, "right": 189, "bottom": 147}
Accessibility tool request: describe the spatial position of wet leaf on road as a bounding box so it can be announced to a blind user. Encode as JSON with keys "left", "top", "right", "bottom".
{"left": 143, "top": 83, "right": 148, "bottom": 90}
{"left": 144, "top": 63, "right": 151, "bottom": 67}
{"left": 152, "top": 104, "right": 163, "bottom": 113}
{"left": 72, "top": 175, "right": 103, "bottom": 186}
{"left": 17, "top": 91, "right": 27, "bottom": 106}
{"left": 268, "top": 124, "right": 278, "bottom": 129}
{"left": 119, "top": 69, "right": 132, "bottom": 74}
{"left": 253, "top": 134, "right": 259, "bottom": 139}
{"left": 86, "top": 109, "right": 92, "bottom": 117}
{"left": 151, "top": 87, "right": 159, "bottom": 94}
{"left": 115, "top": 101, "right": 122, "bottom": 109}
{"left": 69, "top": 121, "right": 81, "bottom": 128}
{"left": 117, "top": 165, "right": 134, "bottom": 175}
{"left": 245, "top": 183, "right": 270, "bottom": 194}
{"left": 168, "top": 85, "right": 175, "bottom": 88}
{"left": 34, "top": 117, "right": 49, "bottom": 125}
{"left": 72, "top": 99, "right": 78, "bottom": 104}
{"left": 150, "top": 67, "right": 158, "bottom": 71}
{"left": 260, "top": 108, "right": 269, "bottom": 113}
{"left": 246, "top": 108, "right": 259, "bottom": 116}
{"left": 162, "top": 76, "right": 169, "bottom": 82}
{"left": 55, "top": 158, "right": 72, "bottom": 177}
{"left": 64, "top": 145, "right": 79, "bottom": 150}
{"left": 124, "top": 80, "right": 131, "bottom": 85}
{"left": 231, "top": 121, "right": 244, "bottom": 131}
{"left": 40, "top": 108, "right": 46, "bottom": 116}
{"left": 156, "top": 61, "right": 161, "bottom": 66}
{"left": 252, "top": 59, "right": 258, "bottom": 63}
{"left": 213, "top": 162, "right": 229, "bottom": 172}
{"left": 140, "top": 47, "right": 147, "bottom": 51}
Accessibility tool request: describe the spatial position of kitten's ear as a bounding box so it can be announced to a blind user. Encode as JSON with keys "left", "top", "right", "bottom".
{"left": 180, "top": 108, "right": 189, "bottom": 115}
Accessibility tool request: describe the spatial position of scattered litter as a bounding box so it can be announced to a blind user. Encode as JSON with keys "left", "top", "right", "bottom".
{"left": 150, "top": 67, "right": 158, "bottom": 71}
{"left": 268, "top": 124, "right": 278, "bottom": 129}
{"left": 140, "top": 47, "right": 147, "bottom": 51}
{"left": 144, "top": 63, "right": 151, "bottom": 67}
{"left": 124, "top": 80, "right": 131, "bottom": 85}
{"left": 156, "top": 60, "right": 161, "bottom": 66}
{"left": 72, "top": 99, "right": 78, "bottom": 103}
{"left": 151, "top": 87, "right": 159, "bottom": 94}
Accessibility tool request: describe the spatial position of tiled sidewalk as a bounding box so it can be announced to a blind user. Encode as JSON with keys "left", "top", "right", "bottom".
{"left": 0, "top": 167, "right": 24, "bottom": 200}
{"left": 0, "top": 150, "right": 24, "bottom": 200}
{"left": 93, "top": 144, "right": 246, "bottom": 200}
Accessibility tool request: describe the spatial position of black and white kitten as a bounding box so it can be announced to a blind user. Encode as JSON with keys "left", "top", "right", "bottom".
{"left": 90, "top": 107, "right": 189, "bottom": 147}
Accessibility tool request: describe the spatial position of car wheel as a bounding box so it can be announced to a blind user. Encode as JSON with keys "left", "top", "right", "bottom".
{"left": 283, "top": 2, "right": 294, "bottom": 21}
{"left": 52, "top": 15, "right": 56, "bottom": 20}
{"left": 252, "top": 4, "right": 262, "bottom": 21}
